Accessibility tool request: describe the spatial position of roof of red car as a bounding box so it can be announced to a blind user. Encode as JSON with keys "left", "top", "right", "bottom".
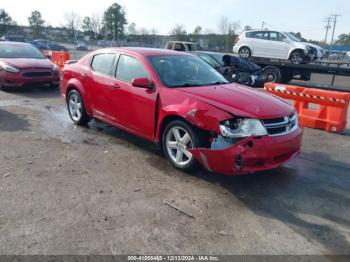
{"left": 0, "top": 41, "right": 31, "bottom": 46}
{"left": 99, "top": 47, "right": 192, "bottom": 57}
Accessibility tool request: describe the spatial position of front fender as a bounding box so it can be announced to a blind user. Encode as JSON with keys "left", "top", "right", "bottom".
{"left": 156, "top": 97, "right": 233, "bottom": 140}
{"left": 288, "top": 47, "right": 308, "bottom": 58}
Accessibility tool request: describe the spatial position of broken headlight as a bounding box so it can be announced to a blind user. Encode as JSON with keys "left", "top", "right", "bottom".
{"left": 219, "top": 118, "right": 267, "bottom": 138}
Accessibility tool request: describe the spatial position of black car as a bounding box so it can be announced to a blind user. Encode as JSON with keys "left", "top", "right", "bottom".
{"left": 32, "top": 39, "right": 67, "bottom": 51}
{"left": 193, "top": 51, "right": 266, "bottom": 87}
{"left": 76, "top": 41, "right": 88, "bottom": 51}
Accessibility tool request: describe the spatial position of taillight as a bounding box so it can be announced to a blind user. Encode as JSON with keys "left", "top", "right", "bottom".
{"left": 235, "top": 37, "right": 240, "bottom": 44}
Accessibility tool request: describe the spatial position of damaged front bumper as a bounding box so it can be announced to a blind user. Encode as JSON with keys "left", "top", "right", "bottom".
{"left": 190, "top": 127, "right": 302, "bottom": 175}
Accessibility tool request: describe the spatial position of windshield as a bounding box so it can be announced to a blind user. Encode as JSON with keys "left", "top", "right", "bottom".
{"left": 149, "top": 55, "right": 229, "bottom": 88}
{"left": 208, "top": 53, "right": 225, "bottom": 66}
{"left": 0, "top": 43, "right": 45, "bottom": 59}
{"left": 284, "top": 32, "right": 301, "bottom": 42}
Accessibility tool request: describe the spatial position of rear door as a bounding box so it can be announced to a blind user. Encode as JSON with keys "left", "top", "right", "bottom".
{"left": 246, "top": 31, "right": 269, "bottom": 57}
{"left": 88, "top": 53, "right": 121, "bottom": 124}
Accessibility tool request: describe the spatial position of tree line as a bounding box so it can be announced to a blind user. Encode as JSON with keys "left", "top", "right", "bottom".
{"left": 0, "top": 3, "right": 349, "bottom": 46}
{"left": 0, "top": 2, "right": 241, "bottom": 44}
{"left": 0, "top": 3, "right": 127, "bottom": 40}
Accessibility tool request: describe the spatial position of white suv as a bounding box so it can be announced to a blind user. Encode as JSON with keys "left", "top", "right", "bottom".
{"left": 233, "top": 30, "right": 324, "bottom": 64}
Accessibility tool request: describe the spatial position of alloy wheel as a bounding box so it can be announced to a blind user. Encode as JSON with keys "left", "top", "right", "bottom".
{"left": 291, "top": 53, "right": 303, "bottom": 64}
{"left": 165, "top": 126, "right": 194, "bottom": 167}
{"left": 68, "top": 93, "right": 83, "bottom": 121}
{"left": 239, "top": 48, "right": 250, "bottom": 58}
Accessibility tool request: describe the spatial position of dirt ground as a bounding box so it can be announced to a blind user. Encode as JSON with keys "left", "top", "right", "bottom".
{"left": 0, "top": 85, "right": 349, "bottom": 255}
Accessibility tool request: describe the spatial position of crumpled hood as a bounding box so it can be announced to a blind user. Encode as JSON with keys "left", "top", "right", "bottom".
{"left": 177, "top": 83, "right": 295, "bottom": 119}
{"left": 0, "top": 58, "right": 54, "bottom": 70}
{"left": 301, "top": 42, "right": 323, "bottom": 51}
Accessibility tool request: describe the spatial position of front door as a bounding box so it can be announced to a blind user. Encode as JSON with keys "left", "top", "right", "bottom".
{"left": 108, "top": 54, "right": 158, "bottom": 139}
{"left": 266, "top": 32, "right": 290, "bottom": 59}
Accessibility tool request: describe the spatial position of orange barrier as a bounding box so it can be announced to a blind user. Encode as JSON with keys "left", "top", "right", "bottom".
{"left": 264, "top": 82, "right": 350, "bottom": 133}
{"left": 42, "top": 50, "right": 70, "bottom": 70}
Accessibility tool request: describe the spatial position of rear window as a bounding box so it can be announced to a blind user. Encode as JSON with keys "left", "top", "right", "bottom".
{"left": 91, "top": 53, "right": 116, "bottom": 76}
{"left": 0, "top": 43, "right": 45, "bottom": 59}
{"left": 116, "top": 55, "right": 149, "bottom": 82}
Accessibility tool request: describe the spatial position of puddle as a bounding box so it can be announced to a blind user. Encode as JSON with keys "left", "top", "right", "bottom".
{"left": 0, "top": 108, "right": 31, "bottom": 132}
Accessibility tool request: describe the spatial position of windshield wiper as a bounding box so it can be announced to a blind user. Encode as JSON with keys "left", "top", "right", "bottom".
{"left": 171, "top": 83, "right": 204, "bottom": 88}
{"left": 208, "top": 81, "right": 229, "bottom": 85}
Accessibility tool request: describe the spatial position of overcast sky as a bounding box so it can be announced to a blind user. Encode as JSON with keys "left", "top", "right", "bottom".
{"left": 2, "top": 0, "right": 349, "bottom": 41}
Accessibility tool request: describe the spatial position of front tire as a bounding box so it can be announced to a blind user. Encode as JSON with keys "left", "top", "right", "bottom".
{"left": 0, "top": 81, "right": 11, "bottom": 92}
{"left": 239, "top": 47, "right": 251, "bottom": 59}
{"left": 162, "top": 120, "right": 201, "bottom": 172}
{"left": 67, "top": 89, "right": 91, "bottom": 125}
{"left": 289, "top": 51, "right": 305, "bottom": 64}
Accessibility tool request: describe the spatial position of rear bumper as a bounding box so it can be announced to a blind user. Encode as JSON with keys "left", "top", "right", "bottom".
{"left": 190, "top": 127, "right": 303, "bottom": 175}
{"left": 232, "top": 45, "right": 239, "bottom": 54}
{"left": 0, "top": 70, "right": 60, "bottom": 88}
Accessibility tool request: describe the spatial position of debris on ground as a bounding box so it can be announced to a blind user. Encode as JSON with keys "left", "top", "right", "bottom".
{"left": 2, "top": 173, "right": 12, "bottom": 178}
{"left": 163, "top": 201, "right": 194, "bottom": 219}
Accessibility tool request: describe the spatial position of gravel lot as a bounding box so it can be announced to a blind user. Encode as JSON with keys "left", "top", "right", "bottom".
{"left": 0, "top": 84, "right": 349, "bottom": 255}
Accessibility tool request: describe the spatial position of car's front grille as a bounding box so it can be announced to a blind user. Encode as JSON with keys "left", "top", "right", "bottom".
{"left": 262, "top": 112, "right": 298, "bottom": 136}
{"left": 22, "top": 72, "right": 52, "bottom": 77}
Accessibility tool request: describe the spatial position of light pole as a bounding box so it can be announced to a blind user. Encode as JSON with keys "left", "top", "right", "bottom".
{"left": 330, "top": 14, "right": 341, "bottom": 52}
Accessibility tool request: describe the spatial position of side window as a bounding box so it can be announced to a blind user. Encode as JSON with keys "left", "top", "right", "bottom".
{"left": 91, "top": 53, "right": 116, "bottom": 76}
{"left": 174, "top": 43, "right": 185, "bottom": 51}
{"left": 254, "top": 32, "right": 263, "bottom": 39}
{"left": 245, "top": 32, "right": 261, "bottom": 38}
{"left": 116, "top": 55, "right": 149, "bottom": 82}
{"left": 248, "top": 31, "right": 269, "bottom": 40}
{"left": 246, "top": 32, "right": 255, "bottom": 38}
{"left": 269, "top": 32, "right": 279, "bottom": 41}
{"left": 261, "top": 32, "right": 269, "bottom": 40}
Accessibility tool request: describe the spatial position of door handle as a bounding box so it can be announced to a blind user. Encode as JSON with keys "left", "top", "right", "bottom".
{"left": 81, "top": 73, "right": 88, "bottom": 77}
{"left": 111, "top": 83, "right": 120, "bottom": 88}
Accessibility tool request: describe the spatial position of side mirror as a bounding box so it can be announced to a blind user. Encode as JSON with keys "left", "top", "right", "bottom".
{"left": 131, "top": 78, "right": 153, "bottom": 89}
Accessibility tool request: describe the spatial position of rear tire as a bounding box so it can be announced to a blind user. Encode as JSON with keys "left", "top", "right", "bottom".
{"left": 162, "top": 120, "right": 206, "bottom": 172}
{"left": 262, "top": 66, "right": 282, "bottom": 83}
{"left": 239, "top": 47, "right": 251, "bottom": 59}
{"left": 280, "top": 71, "right": 293, "bottom": 84}
{"left": 67, "top": 89, "right": 91, "bottom": 125}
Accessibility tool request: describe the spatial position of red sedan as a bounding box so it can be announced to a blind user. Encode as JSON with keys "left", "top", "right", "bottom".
{"left": 0, "top": 42, "right": 60, "bottom": 91}
{"left": 61, "top": 48, "right": 302, "bottom": 175}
